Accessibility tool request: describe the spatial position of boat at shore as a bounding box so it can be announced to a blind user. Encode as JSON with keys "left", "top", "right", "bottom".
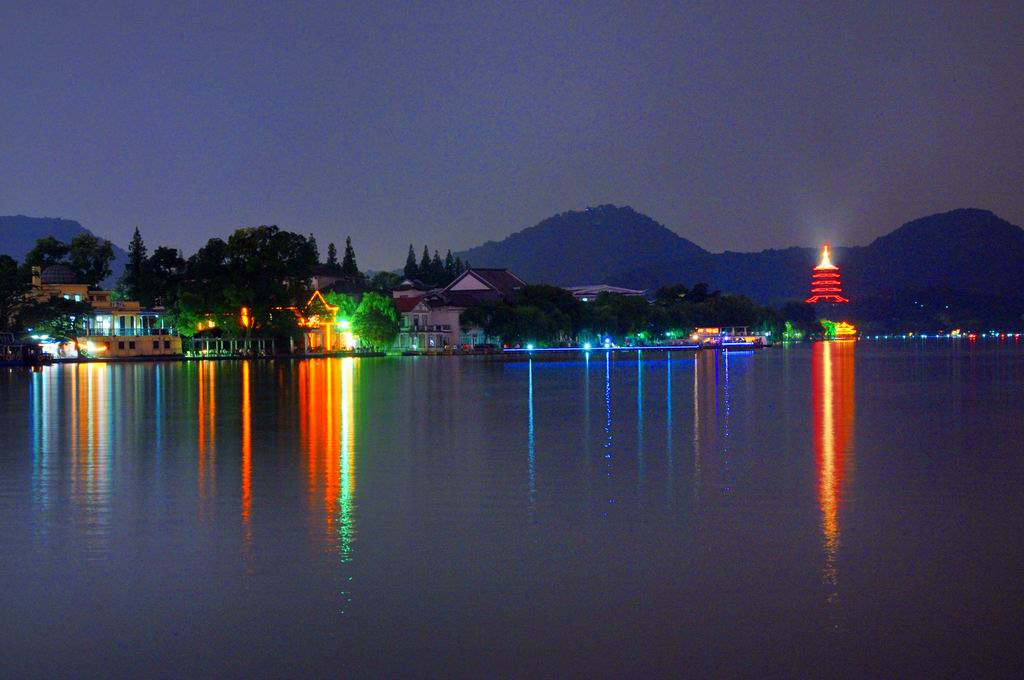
{"left": 0, "top": 333, "right": 51, "bottom": 367}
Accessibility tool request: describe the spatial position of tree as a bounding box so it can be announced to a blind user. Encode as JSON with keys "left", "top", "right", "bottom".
{"left": 0, "top": 255, "right": 30, "bottom": 331}
{"left": 67, "top": 233, "right": 115, "bottom": 288}
{"left": 369, "top": 271, "right": 402, "bottom": 294}
{"left": 404, "top": 244, "right": 418, "bottom": 279}
{"left": 444, "top": 250, "right": 456, "bottom": 279}
{"left": 353, "top": 292, "right": 400, "bottom": 350}
{"left": 654, "top": 284, "right": 689, "bottom": 306}
{"left": 221, "top": 226, "right": 318, "bottom": 334}
{"left": 19, "top": 297, "right": 92, "bottom": 343}
{"left": 341, "top": 236, "right": 360, "bottom": 277}
{"left": 24, "top": 236, "right": 70, "bottom": 270}
{"left": 176, "top": 237, "right": 234, "bottom": 334}
{"left": 326, "top": 242, "right": 339, "bottom": 269}
{"left": 324, "top": 291, "right": 359, "bottom": 321}
{"left": 430, "top": 250, "right": 444, "bottom": 282}
{"left": 419, "top": 246, "right": 431, "bottom": 280}
{"left": 309, "top": 233, "right": 320, "bottom": 264}
{"left": 147, "top": 246, "right": 187, "bottom": 308}
{"left": 120, "top": 227, "right": 148, "bottom": 302}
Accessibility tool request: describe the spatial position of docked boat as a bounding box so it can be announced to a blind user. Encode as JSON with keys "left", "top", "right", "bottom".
{"left": 0, "top": 333, "right": 51, "bottom": 367}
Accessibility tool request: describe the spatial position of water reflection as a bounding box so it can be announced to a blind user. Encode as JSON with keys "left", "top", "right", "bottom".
{"left": 241, "top": 361, "right": 252, "bottom": 550}
{"left": 527, "top": 359, "right": 536, "bottom": 511}
{"left": 197, "top": 361, "right": 217, "bottom": 514}
{"left": 812, "top": 341, "right": 856, "bottom": 626}
{"left": 297, "top": 358, "right": 359, "bottom": 609}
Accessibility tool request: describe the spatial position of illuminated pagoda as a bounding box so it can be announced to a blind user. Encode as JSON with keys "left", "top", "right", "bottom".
{"left": 805, "top": 244, "right": 849, "bottom": 304}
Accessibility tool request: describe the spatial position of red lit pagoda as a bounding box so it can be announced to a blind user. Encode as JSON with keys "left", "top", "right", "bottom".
{"left": 805, "top": 244, "right": 849, "bottom": 304}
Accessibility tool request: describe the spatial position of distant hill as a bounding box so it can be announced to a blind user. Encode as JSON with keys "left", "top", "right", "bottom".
{"left": 0, "top": 215, "right": 128, "bottom": 287}
{"left": 456, "top": 205, "right": 706, "bottom": 286}
{"left": 457, "top": 206, "right": 1024, "bottom": 305}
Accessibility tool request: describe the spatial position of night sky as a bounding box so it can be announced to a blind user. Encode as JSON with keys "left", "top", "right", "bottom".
{"left": 2, "top": 2, "right": 1022, "bottom": 268}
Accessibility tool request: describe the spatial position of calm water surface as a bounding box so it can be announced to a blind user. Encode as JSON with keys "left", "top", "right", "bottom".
{"left": 1, "top": 343, "right": 1023, "bottom": 678}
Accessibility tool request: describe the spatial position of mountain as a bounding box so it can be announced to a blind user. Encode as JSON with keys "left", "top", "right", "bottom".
{"left": 0, "top": 215, "right": 129, "bottom": 287}
{"left": 456, "top": 205, "right": 707, "bottom": 286}
{"left": 457, "top": 206, "right": 1024, "bottom": 305}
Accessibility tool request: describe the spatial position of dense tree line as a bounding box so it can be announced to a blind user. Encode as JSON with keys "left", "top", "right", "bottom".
{"left": 2, "top": 227, "right": 405, "bottom": 348}
{"left": 403, "top": 244, "right": 467, "bottom": 287}
{"left": 461, "top": 284, "right": 785, "bottom": 346}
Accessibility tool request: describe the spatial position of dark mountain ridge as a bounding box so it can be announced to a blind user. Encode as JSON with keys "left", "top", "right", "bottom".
{"left": 457, "top": 205, "right": 706, "bottom": 286}
{"left": 458, "top": 206, "right": 1024, "bottom": 304}
{"left": 0, "top": 215, "right": 129, "bottom": 287}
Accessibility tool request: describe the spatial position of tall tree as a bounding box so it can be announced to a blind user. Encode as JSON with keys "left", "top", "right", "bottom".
{"left": 341, "top": 236, "right": 360, "bottom": 277}
{"left": 430, "top": 250, "right": 444, "bottom": 282}
{"left": 419, "top": 245, "right": 431, "bottom": 279}
{"left": 147, "top": 246, "right": 186, "bottom": 308}
{"left": 0, "top": 254, "right": 30, "bottom": 331}
{"left": 67, "top": 233, "right": 114, "bottom": 288}
{"left": 309, "top": 233, "right": 320, "bottom": 264}
{"left": 326, "top": 242, "right": 339, "bottom": 269}
{"left": 444, "top": 250, "right": 455, "bottom": 279}
{"left": 404, "top": 244, "right": 418, "bottom": 279}
{"left": 121, "top": 227, "right": 148, "bottom": 302}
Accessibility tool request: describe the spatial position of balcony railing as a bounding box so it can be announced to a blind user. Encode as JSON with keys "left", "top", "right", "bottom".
{"left": 402, "top": 324, "right": 452, "bottom": 332}
{"left": 82, "top": 328, "right": 179, "bottom": 337}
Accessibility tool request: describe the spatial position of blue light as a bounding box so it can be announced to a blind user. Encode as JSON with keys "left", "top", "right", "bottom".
{"left": 583, "top": 343, "right": 592, "bottom": 350}
{"left": 526, "top": 343, "right": 534, "bottom": 351}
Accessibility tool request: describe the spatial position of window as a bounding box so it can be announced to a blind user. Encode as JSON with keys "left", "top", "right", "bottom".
{"left": 74, "top": 294, "right": 81, "bottom": 302}
{"left": 153, "top": 341, "right": 159, "bottom": 350}
{"left": 164, "top": 340, "right": 170, "bottom": 349}
{"left": 118, "top": 341, "right": 125, "bottom": 350}
{"left": 63, "top": 294, "right": 69, "bottom": 300}
{"left": 128, "top": 341, "right": 136, "bottom": 349}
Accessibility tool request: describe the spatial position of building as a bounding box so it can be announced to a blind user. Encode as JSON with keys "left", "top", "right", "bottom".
{"left": 805, "top": 244, "right": 849, "bottom": 304}
{"left": 392, "top": 268, "right": 526, "bottom": 350}
{"left": 566, "top": 284, "right": 646, "bottom": 302}
{"left": 275, "top": 291, "right": 356, "bottom": 352}
{"left": 31, "top": 265, "right": 181, "bottom": 358}
{"left": 308, "top": 264, "right": 345, "bottom": 291}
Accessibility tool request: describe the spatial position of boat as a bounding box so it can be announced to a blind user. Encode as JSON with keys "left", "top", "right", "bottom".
{"left": 0, "top": 333, "right": 51, "bottom": 367}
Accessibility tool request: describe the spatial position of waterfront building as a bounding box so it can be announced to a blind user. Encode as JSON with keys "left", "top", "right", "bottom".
{"left": 805, "top": 244, "right": 849, "bottom": 304}
{"left": 276, "top": 291, "right": 355, "bottom": 352}
{"left": 30, "top": 265, "right": 181, "bottom": 358}
{"left": 566, "top": 284, "right": 646, "bottom": 302}
{"left": 690, "top": 326, "right": 770, "bottom": 347}
{"left": 392, "top": 268, "right": 526, "bottom": 350}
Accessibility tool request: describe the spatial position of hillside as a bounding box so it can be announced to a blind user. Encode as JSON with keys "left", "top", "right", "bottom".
{"left": 0, "top": 215, "right": 128, "bottom": 286}
{"left": 457, "top": 206, "right": 1024, "bottom": 305}
{"left": 456, "top": 205, "right": 706, "bottom": 286}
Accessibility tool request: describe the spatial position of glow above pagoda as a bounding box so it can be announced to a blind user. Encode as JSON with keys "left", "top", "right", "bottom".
{"left": 805, "top": 244, "right": 849, "bottom": 304}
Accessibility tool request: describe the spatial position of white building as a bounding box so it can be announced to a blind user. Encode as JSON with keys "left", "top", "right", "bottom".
{"left": 566, "top": 284, "right": 646, "bottom": 302}
{"left": 392, "top": 268, "right": 526, "bottom": 350}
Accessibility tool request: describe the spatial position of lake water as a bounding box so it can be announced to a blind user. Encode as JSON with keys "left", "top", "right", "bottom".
{"left": 1, "top": 343, "right": 1023, "bottom": 678}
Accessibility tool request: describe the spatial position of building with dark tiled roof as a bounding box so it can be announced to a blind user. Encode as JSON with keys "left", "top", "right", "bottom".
{"left": 391, "top": 268, "right": 526, "bottom": 350}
